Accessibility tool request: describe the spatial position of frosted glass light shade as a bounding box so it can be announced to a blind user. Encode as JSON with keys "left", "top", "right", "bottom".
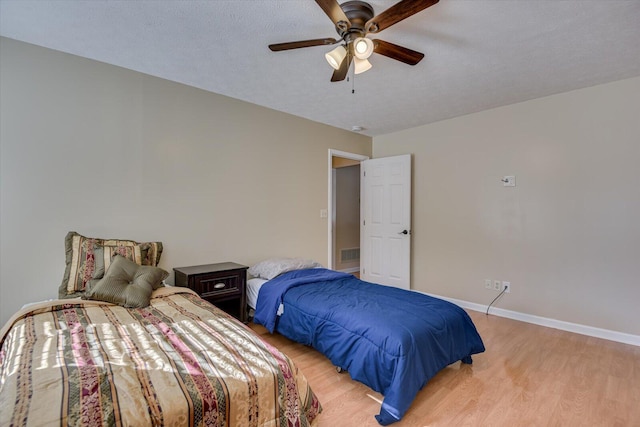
{"left": 353, "top": 37, "right": 374, "bottom": 59}
{"left": 325, "top": 45, "right": 347, "bottom": 70}
{"left": 354, "top": 57, "right": 372, "bottom": 74}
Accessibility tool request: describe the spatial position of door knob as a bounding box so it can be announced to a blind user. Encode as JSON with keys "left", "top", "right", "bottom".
{"left": 398, "top": 230, "right": 410, "bottom": 235}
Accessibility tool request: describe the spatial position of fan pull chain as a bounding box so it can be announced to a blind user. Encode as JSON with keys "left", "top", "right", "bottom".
{"left": 350, "top": 66, "right": 356, "bottom": 94}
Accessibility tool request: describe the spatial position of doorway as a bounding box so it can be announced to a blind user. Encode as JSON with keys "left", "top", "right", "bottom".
{"left": 327, "top": 150, "right": 369, "bottom": 272}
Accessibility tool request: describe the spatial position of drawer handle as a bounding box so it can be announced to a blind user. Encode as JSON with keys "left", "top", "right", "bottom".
{"left": 213, "top": 283, "right": 227, "bottom": 289}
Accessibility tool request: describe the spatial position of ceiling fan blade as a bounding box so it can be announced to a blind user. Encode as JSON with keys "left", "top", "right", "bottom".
{"left": 331, "top": 52, "right": 352, "bottom": 82}
{"left": 315, "top": 0, "right": 351, "bottom": 30}
{"left": 366, "top": 0, "right": 439, "bottom": 34}
{"left": 269, "top": 38, "right": 338, "bottom": 51}
{"left": 373, "top": 39, "right": 424, "bottom": 65}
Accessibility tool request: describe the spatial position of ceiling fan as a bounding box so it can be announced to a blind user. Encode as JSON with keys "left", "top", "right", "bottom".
{"left": 269, "top": 0, "right": 439, "bottom": 82}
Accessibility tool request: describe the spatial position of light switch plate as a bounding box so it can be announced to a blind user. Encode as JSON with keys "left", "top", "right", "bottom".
{"left": 502, "top": 176, "right": 516, "bottom": 187}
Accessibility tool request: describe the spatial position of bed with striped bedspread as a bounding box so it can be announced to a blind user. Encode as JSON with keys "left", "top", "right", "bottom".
{"left": 0, "top": 287, "right": 320, "bottom": 426}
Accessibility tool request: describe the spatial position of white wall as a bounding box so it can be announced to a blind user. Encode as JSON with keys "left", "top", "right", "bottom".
{"left": 0, "top": 38, "right": 371, "bottom": 325}
{"left": 374, "top": 76, "right": 640, "bottom": 336}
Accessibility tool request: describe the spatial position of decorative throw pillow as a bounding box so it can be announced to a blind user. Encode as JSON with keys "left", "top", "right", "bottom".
{"left": 83, "top": 255, "right": 169, "bottom": 308}
{"left": 59, "top": 231, "right": 164, "bottom": 298}
{"left": 248, "top": 257, "right": 322, "bottom": 280}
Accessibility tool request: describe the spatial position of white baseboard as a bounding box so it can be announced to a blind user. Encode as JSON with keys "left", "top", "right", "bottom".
{"left": 421, "top": 292, "right": 640, "bottom": 347}
{"left": 338, "top": 267, "right": 360, "bottom": 274}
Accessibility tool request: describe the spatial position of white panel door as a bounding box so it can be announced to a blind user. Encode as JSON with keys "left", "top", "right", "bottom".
{"left": 361, "top": 154, "right": 411, "bottom": 289}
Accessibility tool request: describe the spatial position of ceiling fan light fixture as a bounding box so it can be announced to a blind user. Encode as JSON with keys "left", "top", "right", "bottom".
{"left": 353, "top": 37, "right": 374, "bottom": 60}
{"left": 325, "top": 45, "right": 347, "bottom": 70}
{"left": 354, "top": 57, "right": 372, "bottom": 74}
{"left": 268, "top": 0, "right": 436, "bottom": 83}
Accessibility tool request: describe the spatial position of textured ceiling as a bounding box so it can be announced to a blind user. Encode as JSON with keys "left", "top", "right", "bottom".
{"left": 1, "top": 0, "right": 639, "bottom": 136}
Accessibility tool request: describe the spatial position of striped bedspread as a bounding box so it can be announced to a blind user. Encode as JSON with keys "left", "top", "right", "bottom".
{"left": 0, "top": 287, "right": 321, "bottom": 426}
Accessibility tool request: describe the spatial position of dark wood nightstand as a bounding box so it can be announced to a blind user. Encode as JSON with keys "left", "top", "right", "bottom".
{"left": 173, "top": 262, "right": 248, "bottom": 323}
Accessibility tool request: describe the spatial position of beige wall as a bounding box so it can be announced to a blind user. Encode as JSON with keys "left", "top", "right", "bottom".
{"left": 0, "top": 38, "right": 371, "bottom": 325}
{"left": 374, "top": 76, "right": 640, "bottom": 336}
{"left": 3, "top": 35, "right": 638, "bottom": 338}
{"left": 334, "top": 164, "right": 360, "bottom": 271}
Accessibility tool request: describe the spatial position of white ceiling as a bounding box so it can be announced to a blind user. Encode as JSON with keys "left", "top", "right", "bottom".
{"left": 1, "top": 0, "right": 639, "bottom": 137}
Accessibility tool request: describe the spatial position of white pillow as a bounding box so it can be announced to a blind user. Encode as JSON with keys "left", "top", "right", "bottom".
{"left": 248, "top": 257, "right": 322, "bottom": 280}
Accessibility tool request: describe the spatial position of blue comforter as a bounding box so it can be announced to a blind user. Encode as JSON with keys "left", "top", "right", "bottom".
{"left": 254, "top": 268, "right": 485, "bottom": 425}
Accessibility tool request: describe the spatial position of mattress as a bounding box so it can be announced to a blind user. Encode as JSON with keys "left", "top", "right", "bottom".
{"left": 247, "top": 277, "right": 268, "bottom": 309}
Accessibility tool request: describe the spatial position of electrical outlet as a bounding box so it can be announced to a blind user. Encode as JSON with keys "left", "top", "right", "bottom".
{"left": 485, "top": 279, "right": 492, "bottom": 290}
{"left": 493, "top": 280, "right": 501, "bottom": 291}
{"left": 502, "top": 281, "right": 511, "bottom": 293}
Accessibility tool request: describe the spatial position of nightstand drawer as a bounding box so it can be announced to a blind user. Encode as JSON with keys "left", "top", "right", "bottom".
{"left": 195, "top": 273, "right": 239, "bottom": 297}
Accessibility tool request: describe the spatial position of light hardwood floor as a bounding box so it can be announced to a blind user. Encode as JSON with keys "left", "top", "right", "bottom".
{"left": 250, "top": 310, "right": 640, "bottom": 426}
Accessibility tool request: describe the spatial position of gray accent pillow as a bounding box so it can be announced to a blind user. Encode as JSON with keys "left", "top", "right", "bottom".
{"left": 84, "top": 255, "right": 169, "bottom": 308}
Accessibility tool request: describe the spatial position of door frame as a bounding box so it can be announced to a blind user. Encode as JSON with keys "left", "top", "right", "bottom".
{"left": 327, "top": 149, "right": 369, "bottom": 269}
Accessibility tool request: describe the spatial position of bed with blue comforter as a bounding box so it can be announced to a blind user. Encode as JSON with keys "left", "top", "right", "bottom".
{"left": 253, "top": 268, "right": 485, "bottom": 425}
